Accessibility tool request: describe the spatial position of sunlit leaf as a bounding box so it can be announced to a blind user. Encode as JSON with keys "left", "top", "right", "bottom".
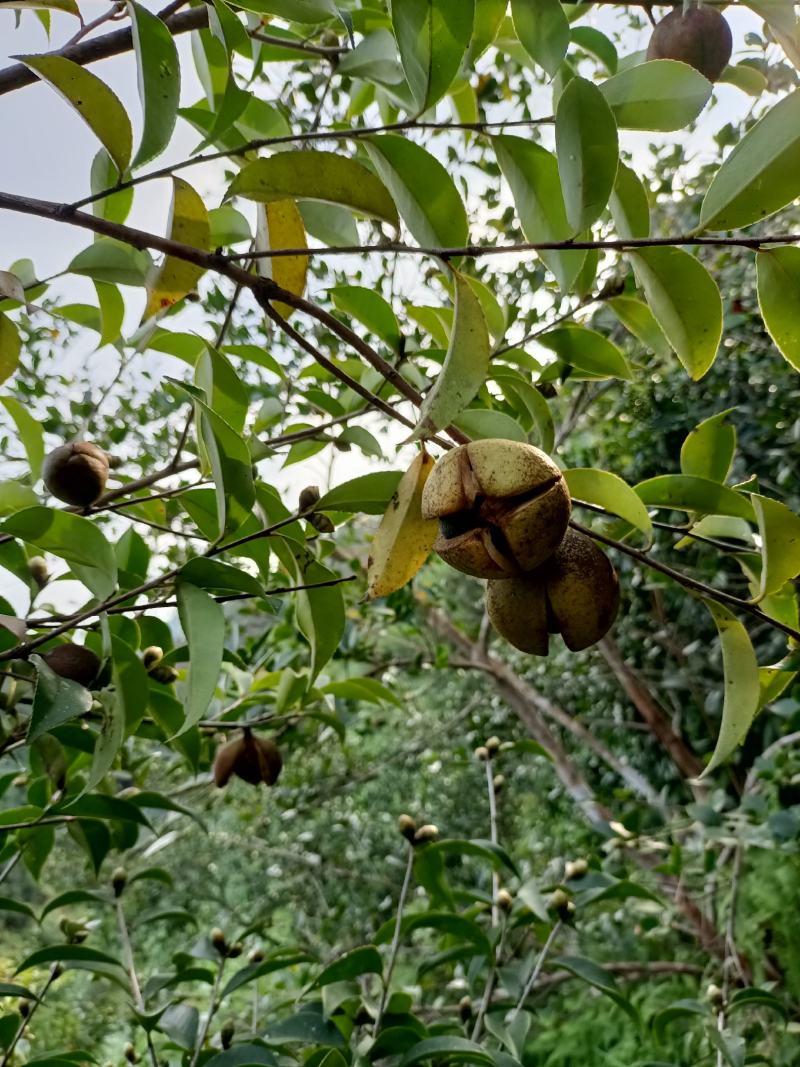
{"left": 564, "top": 469, "right": 653, "bottom": 544}
{"left": 367, "top": 449, "right": 437, "bottom": 598}
{"left": 255, "top": 199, "right": 308, "bottom": 320}
{"left": 600, "top": 60, "right": 712, "bottom": 131}
{"left": 143, "top": 178, "right": 209, "bottom": 321}
{"left": 751, "top": 493, "right": 800, "bottom": 599}
{"left": 510, "top": 0, "right": 569, "bottom": 78}
{"left": 128, "top": 0, "right": 181, "bottom": 168}
{"left": 0, "top": 314, "right": 21, "bottom": 386}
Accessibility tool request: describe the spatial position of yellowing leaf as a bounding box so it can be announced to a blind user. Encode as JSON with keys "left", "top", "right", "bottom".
{"left": 18, "top": 55, "right": 132, "bottom": 176}
{"left": 142, "top": 178, "right": 209, "bottom": 322}
{"left": 751, "top": 493, "right": 800, "bottom": 600}
{"left": 0, "top": 314, "right": 21, "bottom": 385}
{"left": 367, "top": 450, "right": 437, "bottom": 599}
{"left": 700, "top": 601, "right": 760, "bottom": 778}
{"left": 255, "top": 199, "right": 308, "bottom": 320}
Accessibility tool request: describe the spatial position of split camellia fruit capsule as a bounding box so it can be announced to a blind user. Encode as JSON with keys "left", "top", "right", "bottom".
{"left": 42, "top": 441, "right": 109, "bottom": 507}
{"left": 646, "top": 5, "right": 732, "bottom": 83}
{"left": 421, "top": 440, "right": 571, "bottom": 579}
{"left": 485, "top": 529, "right": 620, "bottom": 655}
{"left": 213, "top": 730, "right": 283, "bottom": 788}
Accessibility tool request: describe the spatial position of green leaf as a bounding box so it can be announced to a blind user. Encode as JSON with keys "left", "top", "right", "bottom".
{"left": 176, "top": 582, "right": 225, "bottom": 733}
{"left": 411, "top": 268, "right": 491, "bottom": 438}
{"left": 17, "top": 55, "right": 132, "bottom": 175}
{"left": 607, "top": 296, "right": 669, "bottom": 358}
{"left": 628, "top": 247, "right": 722, "bottom": 379}
{"left": 295, "top": 560, "right": 345, "bottom": 682}
{"left": 700, "top": 601, "right": 760, "bottom": 778}
{"left": 365, "top": 135, "right": 468, "bottom": 249}
{"left": 510, "top": 0, "right": 569, "bottom": 78}
{"left": 564, "top": 469, "right": 652, "bottom": 544}
{"left": 233, "top": 0, "right": 337, "bottom": 20}
{"left": 0, "top": 482, "right": 39, "bottom": 517}
{"left": 312, "top": 945, "right": 383, "bottom": 988}
{"left": 609, "top": 162, "right": 650, "bottom": 239}
{"left": 142, "top": 178, "right": 209, "bottom": 321}
{"left": 316, "top": 472, "right": 403, "bottom": 514}
{"left": 635, "top": 475, "right": 754, "bottom": 520}
{"left": 28, "top": 655, "right": 93, "bottom": 742}
{"left": 1, "top": 508, "right": 117, "bottom": 600}
{"left": 538, "top": 325, "right": 630, "bottom": 380}
{"left": 0, "top": 982, "right": 36, "bottom": 998}
{"left": 600, "top": 60, "right": 712, "bottom": 131}
{"left": 455, "top": 409, "right": 526, "bottom": 442}
{"left": 323, "top": 678, "right": 403, "bottom": 707}
{"left": 15, "top": 944, "right": 126, "bottom": 975}
{"left": 39, "top": 890, "right": 112, "bottom": 921}
{"left": 222, "top": 953, "right": 312, "bottom": 997}
{"left": 728, "top": 987, "right": 788, "bottom": 1021}
{"left": 179, "top": 558, "right": 264, "bottom": 598}
{"left": 329, "top": 286, "right": 402, "bottom": 351}
{"left": 555, "top": 76, "right": 619, "bottom": 233}
{"left": 0, "top": 897, "right": 36, "bottom": 920}
{"left": 159, "top": 1003, "right": 199, "bottom": 1050}
{"left": 571, "top": 25, "right": 618, "bottom": 74}
{"left": 392, "top": 0, "right": 475, "bottom": 114}
{"left": 700, "top": 89, "right": 800, "bottom": 231}
{"left": 0, "top": 314, "right": 21, "bottom": 386}
{"left": 756, "top": 247, "right": 800, "bottom": 371}
{"left": 491, "top": 369, "right": 555, "bottom": 452}
{"left": 751, "top": 494, "right": 800, "bottom": 599}
{"left": 400, "top": 1037, "right": 494, "bottom": 1067}
{"left": 375, "top": 912, "right": 490, "bottom": 957}
{"left": 68, "top": 239, "right": 152, "bottom": 287}
{"left": 94, "top": 282, "right": 125, "bottom": 347}
{"left": 494, "top": 135, "right": 586, "bottom": 293}
{"left": 429, "top": 838, "right": 519, "bottom": 875}
{"left": 191, "top": 391, "right": 255, "bottom": 538}
{"left": 128, "top": 0, "right": 181, "bottom": 168}
{"left": 203, "top": 1047, "right": 278, "bottom": 1067}
{"left": 90, "top": 148, "right": 133, "bottom": 225}
{"left": 227, "top": 152, "right": 398, "bottom": 228}
{"left": 680, "top": 411, "right": 736, "bottom": 483}
{"left": 553, "top": 956, "right": 638, "bottom": 1023}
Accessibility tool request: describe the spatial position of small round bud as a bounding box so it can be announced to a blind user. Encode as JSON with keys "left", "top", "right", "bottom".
{"left": 496, "top": 888, "right": 513, "bottom": 913}
{"left": 458, "top": 995, "right": 472, "bottom": 1022}
{"left": 112, "top": 866, "right": 127, "bottom": 897}
{"left": 474, "top": 746, "right": 489, "bottom": 762}
{"left": 51, "top": 963, "right": 63, "bottom": 980}
{"left": 548, "top": 888, "right": 573, "bottom": 922}
{"left": 227, "top": 942, "right": 243, "bottom": 959}
{"left": 564, "top": 859, "right": 588, "bottom": 881}
{"left": 28, "top": 556, "right": 49, "bottom": 588}
{"left": 210, "top": 927, "right": 228, "bottom": 954}
{"left": 298, "top": 485, "right": 320, "bottom": 511}
{"left": 414, "top": 823, "right": 439, "bottom": 844}
{"left": 398, "top": 813, "right": 417, "bottom": 841}
{"left": 220, "top": 1020, "right": 235, "bottom": 1050}
{"left": 124, "top": 1044, "right": 139, "bottom": 1065}
{"left": 706, "top": 983, "right": 724, "bottom": 1006}
{"left": 142, "top": 646, "right": 164, "bottom": 671}
{"left": 485, "top": 736, "right": 501, "bottom": 755}
{"left": 248, "top": 948, "right": 264, "bottom": 964}
{"left": 150, "top": 664, "right": 179, "bottom": 685}
{"left": 492, "top": 774, "right": 505, "bottom": 793}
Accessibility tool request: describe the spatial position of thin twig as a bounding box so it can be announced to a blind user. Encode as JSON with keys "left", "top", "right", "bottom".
{"left": 189, "top": 956, "right": 226, "bottom": 1067}
{"left": 509, "top": 921, "right": 563, "bottom": 1022}
{"left": 0, "top": 964, "right": 60, "bottom": 1067}
{"left": 117, "top": 896, "right": 159, "bottom": 1067}
{"left": 373, "top": 845, "right": 415, "bottom": 1036}
{"left": 486, "top": 759, "right": 500, "bottom": 929}
{"left": 471, "top": 916, "right": 508, "bottom": 1041}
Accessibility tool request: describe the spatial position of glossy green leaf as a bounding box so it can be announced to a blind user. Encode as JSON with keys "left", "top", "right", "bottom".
{"left": 317, "top": 471, "right": 403, "bottom": 514}
{"left": 295, "top": 560, "right": 345, "bottom": 683}
{"left": 680, "top": 410, "right": 736, "bottom": 483}
{"left": 429, "top": 837, "right": 519, "bottom": 874}
{"left": 94, "top": 282, "right": 124, "bottom": 348}
{"left": 330, "top": 286, "right": 401, "bottom": 351}
{"left": 128, "top": 0, "right": 181, "bottom": 168}
{"left": 15, "top": 944, "right": 126, "bottom": 975}
{"left": 392, "top": 0, "right": 475, "bottom": 114}
{"left": 700, "top": 601, "right": 760, "bottom": 777}
{"left": 491, "top": 369, "right": 555, "bottom": 452}
{"left": 222, "top": 953, "right": 312, "bottom": 997}
{"left": 400, "top": 1037, "right": 494, "bottom": 1067}
{"left": 143, "top": 178, "right": 209, "bottom": 321}
{"left": 555, "top": 76, "right": 619, "bottom": 233}
{"left": 609, "top": 162, "right": 650, "bottom": 239}
{"left": 719, "top": 63, "right": 768, "bottom": 96}
{"left": 700, "top": 89, "right": 800, "bottom": 230}
{"left": 90, "top": 148, "right": 133, "bottom": 225}
{"left": 495, "top": 135, "right": 586, "bottom": 292}
{"left": 756, "top": 247, "right": 800, "bottom": 371}
{"left": 635, "top": 475, "right": 754, "bottom": 520}
{"left": 455, "top": 409, "right": 526, "bottom": 442}
{"left": 0, "top": 482, "right": 38, "bottom": 517}
{"left": 600, "top": 60, "right": 712, "bottom": 131}
{"left": 538, "top": 325, "right": 631, "bottom": 380}
{"left": 607, "top": 296, "right": 670, "bottom": 358}
{"left": 366, "top": 135, "right": 468, "bottom": 248}
{"left": 312, "top": 945, "right": 383, "bottom": 988}
{"left": 18, "top": 55, "right": 132, "bottom": 175}
{"left": 27, "top": 655, "right": 93, "bottom": 742}
{"left": 510, "top": 0, "right": 569, "bottom": 78}
{"left": 628, "top": 247, "right": 722, "bottom": 379}
{"left": 0, "top": 314, "right": 21, "bottom": 386}
{"left": 176, "top": 582, "right": 225, "bottom": 733}
{"left": 564, "top": 469, "right": 653, "bottom": 544}
{"left": 1, "top": 508, "right": 117, "bottom": 600}
{"left": 751, "top": 493, "right": 800, "bottom": 599}
{"left": 179, "top": 558, "right": 263, "bottom": 598}
{"left": 228, "top": 152, "right": 398, "bottom": 228}
{"left": 69, "top": 239, "right": 152, "bottom": 287}
{"left": 571, "top": 25, "right": 618, "bottom": 74}
{"left": 194, "top": 394, "right": 256, "bottom": 538}
{"left": 411, "top": 268, "right": 491, "bottom": 438}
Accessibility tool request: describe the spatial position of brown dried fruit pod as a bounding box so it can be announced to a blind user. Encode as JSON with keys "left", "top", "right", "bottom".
{"left": 43, "top": 643, "right": 101, "bottom": 687}
{"left": 42, "top": 441, "right": 109, "bottom": 507}
{"left": 213, "top": 730, "right": 283, "bottom": 788}
{"left": 486, "top": 529, "right": 620, "bottom": 655}
{"left": 421, "top": 440, "right": 571, "bottom": 579}
{"left": 646, "top": 5, "right": 732, "bottom": 82}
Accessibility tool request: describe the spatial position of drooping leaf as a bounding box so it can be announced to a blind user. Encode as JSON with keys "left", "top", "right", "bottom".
{"left": 510, "top": 0, "right": 569, "bottom": 78}
{"left": 374, "top": 912, "right": 490, "bottom": 957}
{"left": 607, "top": 296, "right": 670, "bottom": 358}
{"left": 142, "top": 178, "right": 209, "bottom": 321}
{"left": 564, "top": 469, "right": 652, "bottom": 544}
{"left": 552, "top": 956, "right": 638, "bottom": 1023}
{"left": 628, "top": 247, "right": 722, "bottom": 379}
{"left": 392, "top": 0, "right": 475, "bottom": 114}
{"left": 756, "top": 247, "right": 800, "bottom": 371}
{"left": 367, "top": 449, "right": 437, "bottom": 598}
{"left": 600, "top": 60, "right": 712, "bottom": 131}
{"left": 411, "top": 268, "right": 491, "bottom": 437}
{"left": 0, "top": 314, "right": 21, "bottom": 386}
{"left": 295, "top": 560, "right": 345, "bottom": 683}
{"left": 255, "top": 199, "right": 308, "bottom": 320}
{"left": 680, "top": 410, "right": 736, "bottom": 484}
{"left": 751, "top": 494, "right": 800, "bottom": 599}
{"left": 555, "top": 76, "right": 619, "bottom": 233}
{"left": 700, "top": 601, "right": 760, "bottom": 778}
{"left": 700, "top": 89, "right": 800, "bottom": 231}
{"left": 176, "top": 582, "right": 225, "bottom": 733}
{"left": 128, "top": 0, "right": 181, "bottom": 168}
{"left": 17, "top": 55, "right": 132, "bottom": 175}
{"left": 365, "top": 135, "right": 468, "bottom": 248}
{"left": 609, "top": 162, "right": 650, "bottom": 239}
{"left": 15, "top": 944, "right": 126, "bottom": 976}
{"left": 227, "top": 152, "right": 399, "bottom": 228}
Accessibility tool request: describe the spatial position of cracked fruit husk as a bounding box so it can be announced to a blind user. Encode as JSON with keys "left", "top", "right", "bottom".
{"left": 646, "top": 6, "right": 732, "bottom": 82}
{"left": 42, "top": 441, "right": 109, "bottom": 507}
{"left": 213, "top": 731, "right": 283, "bottom": 787}
{"left": 485, "top": 529, "right": 620, "bottom": 654}
{"left": 420, "top": 440, "right": 571, "bottom": 578}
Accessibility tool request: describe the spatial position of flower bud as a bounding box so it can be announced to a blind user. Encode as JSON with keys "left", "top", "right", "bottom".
{"left": 458, "top": 995, "right": 472, "bottom": 1022}
{"left": 220, "top": 1020, "right": 235, "bottom": 1050}
{"left": 124, "top": 1044, "right": 139, "bottom": 1065}
{"left": 485, "top": 736, "right": 501, "bottom": 755}
{"left": 474, "top": 746, "right": 489, "bottom": 762}
{"left": 414, "top": 823, "right": 439, "bottom": 845}
{"left": 28, "top": 556, "right": 49, "bottom": 588}
{"left": 112, "top": 866, "right": 127, "bottom": 897}
{"left": 706, "top": 983, "right": 724, "bottom": 1007}
{"left": 210, "top": 927, "right": 228, "bottom": 955}
{"left": 496, "top": 888, "right": 513, "bottom": 913}
{"left": 398, "top": 813, "right": 417, "bottom": 841}
{"left": 492, "top": 774, "right": 505, "bottom": 793}
{"left": 564, "top": 859, "right": 588, "bottom": 881}
{"left": 298, "top": 485, "right": 321, "bottom": 511}
{"left": 142, "top": 646, "right": 164, "bottom": 671}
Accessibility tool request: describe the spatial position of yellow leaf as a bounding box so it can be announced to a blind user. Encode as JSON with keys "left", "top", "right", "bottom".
{"left": 142, "top": 178, "right": 209, "bottom": 322}
{"left": 256, "top": 199, "right": 308, "bottom": 320}
{"left": 0, "top": 313, "right": 21, "bottom": 385}
{"left": 367, "top": 450, "right": 437, "bottom": 599}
